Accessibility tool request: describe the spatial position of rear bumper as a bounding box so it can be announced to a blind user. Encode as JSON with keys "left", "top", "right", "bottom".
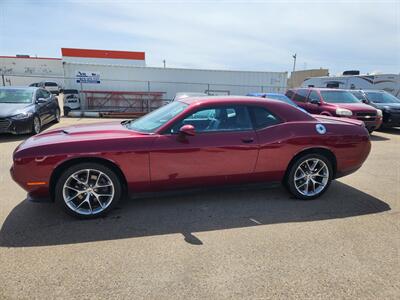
{"left": 0, "top": 117, "right": 33, "bottom": 135}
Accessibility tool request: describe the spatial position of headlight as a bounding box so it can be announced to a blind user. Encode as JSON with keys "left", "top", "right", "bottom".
{"left": 335, "top": 108, "right": 353, "bottom": 116}
{"left": 11, "top": 112, "right": 33, "bottom": 120}
{"left": 376, "top": 109, "right": 383, "bottom": 117}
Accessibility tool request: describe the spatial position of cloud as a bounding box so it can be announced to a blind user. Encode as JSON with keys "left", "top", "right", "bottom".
{"left": 1, "top": 0, "right": 399, "bottom": 74}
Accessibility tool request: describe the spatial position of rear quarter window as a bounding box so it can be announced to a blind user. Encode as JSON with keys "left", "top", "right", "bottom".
{"left": 249, "top": 106, "right": 281, "bottom": 129}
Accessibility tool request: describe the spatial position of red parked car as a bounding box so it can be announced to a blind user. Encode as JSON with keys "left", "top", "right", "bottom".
{"left": 11, "top": 96, "right": 371, "bottom": 218}
{"left": 286, "top": 88, "right": 382, "bottom": 133}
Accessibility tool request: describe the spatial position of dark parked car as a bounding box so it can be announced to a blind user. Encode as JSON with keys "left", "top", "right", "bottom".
{"left": 286, "top": 88, "right": 382, "bottom": 133}
{"left": 0, "top": 87, "right": 60, "bottom": 135}
{"left": 11, "top": 96, "right": 371, "bottom": 218}
{"left": 349, "top": 90, "right": 400, "bottom": 128}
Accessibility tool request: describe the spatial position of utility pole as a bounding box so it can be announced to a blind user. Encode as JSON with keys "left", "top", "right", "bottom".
{"left": 163, "top": 60, "right": 166, "bottom": 68}
{"left": 292, "top": 53, "right": 297, "bottom": 73}
{"left": 291, "top": 53, "right": 297, "bottom": 88}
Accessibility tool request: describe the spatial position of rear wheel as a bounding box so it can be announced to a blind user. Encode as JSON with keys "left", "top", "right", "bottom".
{"left": 286, "top": 154, "right": 333, "bottom": 200}
{"left": 54, "top": 108, "right": 61, "bottom": 123}
{"left": 55, "top": 162, "right": 122, "bottom": 219}
{"left": 32, "top": 116, "right": 41, "bottom": 134}
{"left": 64, "top": 107, "right": 71, "bottom": 116}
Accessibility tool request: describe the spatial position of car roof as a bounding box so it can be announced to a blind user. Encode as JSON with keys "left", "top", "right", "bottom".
{"left": 247, "top": 92, "right": 287, "bottom": 97}
{"left": 178, "top": 96, "right": 315, "bottom": 122}
{"left": 0, "top": 86, "right": 38, "bottom": 91}
{"left": 291, "top": 87, "right": 350, "bottom": 92}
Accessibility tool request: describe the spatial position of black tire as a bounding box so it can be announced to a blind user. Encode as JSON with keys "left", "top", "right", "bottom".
{"left": 54, "top": 108, "right": 61, "bottom": 123}
{"left": 64, "top": 107, "right": 71, "bottom": 117}
{"left": 285, "top": 153, "right": 333, "bottom": 200}
{"left": 32, "top": 115, "right": 41, "bottom": 135}
{"left": 55, "top": 162, "right": 123, "bottom": 219}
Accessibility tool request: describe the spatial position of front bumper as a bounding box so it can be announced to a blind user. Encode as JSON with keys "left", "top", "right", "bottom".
{"left": 0, "top": 116, "right": 33, "bottom": 135}
{"left": 348, "top": 115, "right": 382, "bottom": 131}
{"left": 382, "top": 111, "right": 400, "bottom": 127}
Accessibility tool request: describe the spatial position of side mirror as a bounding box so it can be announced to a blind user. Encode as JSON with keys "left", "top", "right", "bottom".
{"left": 179, "top": 124, "right": 196, "bottom": 136}
{"left": 36, "top": 98, "right": 47, "bottom": 103}
{"left": 310, "top": 99, "right": 320, "bottom": 105}
{"left": 362, "top": 99, "right": 369, "bottom": 104}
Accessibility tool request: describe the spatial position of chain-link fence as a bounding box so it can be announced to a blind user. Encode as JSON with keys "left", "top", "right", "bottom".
{"left": 1, "top": 73, "right": 287, "bottom": 113}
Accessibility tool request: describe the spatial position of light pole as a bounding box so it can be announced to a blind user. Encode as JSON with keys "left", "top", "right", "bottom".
{"left": 291, "top": 53, "right": 297, "bottom": 88}
{"left": 163, "top": 60, "right": 166, "bottom": 68}
{"left": 292, "top": 53, "right": 297, "bottom": 73}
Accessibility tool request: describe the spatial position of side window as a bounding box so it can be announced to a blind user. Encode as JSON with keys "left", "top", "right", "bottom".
{"left": 285, "top": 90, "right": 295, "bottom": 99}
{"left": 292, "top": 89, "right": 309, "bottom": 102}
{"left": 249, "top": 106, "right": 281, "bottom": 130}
{"left": 41, "top": 89, "right": 51, "bottom": 99}
{"left": 169, "top": 106, "right": 252, "bottom": 134}
{"left": 36, "top": 90, "right": 44, "bottom": 100}
{"left": 308, "top": 91, "right": 320, "bottom": 102}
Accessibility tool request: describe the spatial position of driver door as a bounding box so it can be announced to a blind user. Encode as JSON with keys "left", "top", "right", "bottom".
{"left": 149, "top": 105, "right": 259, "bottom": 189}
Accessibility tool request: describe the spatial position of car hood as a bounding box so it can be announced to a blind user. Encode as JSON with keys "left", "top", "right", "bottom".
{"left": 372, "top": 102, "right": 400, "bottom": 110}
{"left": 16, "top": 121, "right": 149, "bottom": 153}
{"left": 0, "top": 103, "right": 34, "bottom": 118}
{"left": 335, "top": 103, "right": 376, "bottom": 112}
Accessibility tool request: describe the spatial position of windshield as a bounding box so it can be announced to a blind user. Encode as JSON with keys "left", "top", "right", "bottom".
{"left": 365, "top": 91, "right": 400, "bottom": 104}
{"left": 0, "top": 89, "right": 33, "bottom": 103}
{"left": 350, "top": 91, "right": 366, "bottom": 101}
{"left": 320, "top": 91, "right": 360, "bottom": 103}
{"left": 127, "top": 101, "right": 188, "bottom": 133}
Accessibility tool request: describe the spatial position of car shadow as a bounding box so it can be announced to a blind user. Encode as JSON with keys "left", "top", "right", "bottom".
{"left": 369, "top": 134, "right": 390, "bottom": 141}
{"left": 0, "top": 122, "right": 57, "bottom": 144}
{"left": 0, "top": 181, "right": 390, "bottom": 248}
{"left": 378, "top": 127, "right": 400, "bottom": 135}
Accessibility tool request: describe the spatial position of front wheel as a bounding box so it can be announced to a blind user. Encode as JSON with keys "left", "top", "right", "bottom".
{"left": 286, "top": 154, "right": 333, "bottom": 200}
{"left": 55, "top": 163, "right": 122, "bottom": 219}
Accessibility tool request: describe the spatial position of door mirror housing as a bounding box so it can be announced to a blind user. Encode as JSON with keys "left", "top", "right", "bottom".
{"left": 310, "top": 99, "right": 320, "bottom": 105}
{"left": 179, "top": 124, "right": 196, "bottom": 136}
{"left": 36, "top": 98, "right": 47, "bottom": 104}
{"left": 362, "top": 99, "right": 369, "bottom": 104}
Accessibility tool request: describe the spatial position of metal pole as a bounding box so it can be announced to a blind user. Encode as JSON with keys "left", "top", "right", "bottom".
{"left": 147, "top": 81, "right": 151, "bottom": 112}
{"left": 1, "top": 74, "right": 5, "bottom": 86}
{"left": 291, "top": 53, "right": 297, "bottom": 88}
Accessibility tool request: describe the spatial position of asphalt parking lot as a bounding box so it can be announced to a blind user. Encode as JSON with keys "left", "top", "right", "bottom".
{"left": 0, "top": 118, "right": 399, "bottom": 299}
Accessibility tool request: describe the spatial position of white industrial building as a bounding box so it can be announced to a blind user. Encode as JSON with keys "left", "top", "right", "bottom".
{"left": 0, "top": 55, "right": 63, "bottom": 86}
{"left": 1, "top": 48, "right": 287, "bottom": 111}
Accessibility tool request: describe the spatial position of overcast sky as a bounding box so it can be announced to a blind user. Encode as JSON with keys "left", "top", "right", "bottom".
{"left": 1, "top": 0, "right": 399, "bottom": 75}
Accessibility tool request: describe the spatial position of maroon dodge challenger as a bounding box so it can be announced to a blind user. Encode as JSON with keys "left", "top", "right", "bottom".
{"left": 11, "top": 96, "right": 371, "bottom": 218}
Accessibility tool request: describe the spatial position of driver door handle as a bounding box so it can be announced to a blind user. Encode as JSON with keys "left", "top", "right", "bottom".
{"left": 241, "top": 137, "right": 254, "bottom": 143}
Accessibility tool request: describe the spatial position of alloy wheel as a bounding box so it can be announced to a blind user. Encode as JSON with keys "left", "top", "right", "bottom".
{"left": 62, "top": 169, "right": 115, "bottom": 216}
{"left": 33, "top": 117, "right": 41, "bottom": 134}
{"left": 293, "top": 158, "right": 329, "bottom": 197}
